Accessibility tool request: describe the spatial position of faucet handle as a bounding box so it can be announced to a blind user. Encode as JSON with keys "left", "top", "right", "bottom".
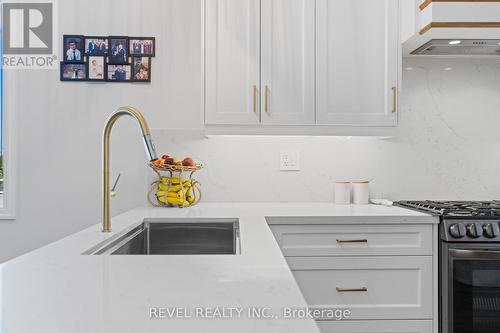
{"left": 110, "top": 173, "right": 122, "bottom": 198}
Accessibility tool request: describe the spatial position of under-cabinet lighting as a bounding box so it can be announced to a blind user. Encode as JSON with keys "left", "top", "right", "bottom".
{"left": 449, "top": 40, "right": 461, "bottom": 45}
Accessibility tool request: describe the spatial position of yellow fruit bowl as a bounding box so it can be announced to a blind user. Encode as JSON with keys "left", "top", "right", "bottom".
{"left": 147, "top": 162, "right": 203, "bottom": 208}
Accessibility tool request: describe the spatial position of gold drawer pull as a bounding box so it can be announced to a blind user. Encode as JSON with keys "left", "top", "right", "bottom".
{"left": 336, "top": 287, "right": 368, "bottom": 292}
{"left": 253, "top": 85, "right": 258, "bottom": 114}
{"left": 264, "top": 85, "right": 270, "bottom": 113}
{"left": 392, "top": 86, "right": 398, "bottom": 113}
{"left": 336, "top": 239, "right": 368, "bottom": 244}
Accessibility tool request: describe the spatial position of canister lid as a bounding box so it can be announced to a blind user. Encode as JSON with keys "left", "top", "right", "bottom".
{"left": 352, "top": 180, "right": 370, "bottom": 184}
{"left": 335, "top": 180, "right": 351, "bottom": 184}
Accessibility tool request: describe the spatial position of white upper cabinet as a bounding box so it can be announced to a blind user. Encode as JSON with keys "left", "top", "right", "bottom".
{"left": 205, "top": 0, "right": 260, "bottom": 125}
{"left": 260, "top": 0, "right": 316, "bottom": 125}
{"left": 204, "top": 0, "right": 400, "bottom": 129}
{"left": 316, "top": 0, "right": 399, "bottom": 126}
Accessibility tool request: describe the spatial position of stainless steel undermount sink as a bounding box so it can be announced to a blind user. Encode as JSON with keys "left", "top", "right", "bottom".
{"left": 85, "top": 218, "right": 240, "bottom": 255}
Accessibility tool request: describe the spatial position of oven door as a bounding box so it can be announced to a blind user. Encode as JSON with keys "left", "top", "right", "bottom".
{"left": 443, "top": 245, "right": 500, "bottom": 333}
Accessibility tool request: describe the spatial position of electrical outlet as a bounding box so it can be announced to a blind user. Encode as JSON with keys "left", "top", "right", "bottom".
{"left": 280, "top": 150, "right": 300, "bottom": 171}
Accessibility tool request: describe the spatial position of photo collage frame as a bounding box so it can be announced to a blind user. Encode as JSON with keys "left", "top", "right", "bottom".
{"left": 60, "top": 35, "right": 155, "bottom": 83}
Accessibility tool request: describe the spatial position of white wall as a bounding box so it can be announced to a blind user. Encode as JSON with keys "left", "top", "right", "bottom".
{"left": 1, "top": 0, "right": 500, "bottom": 262}
{"left": 0, "top": 0, "right": 202, "bottom": 262}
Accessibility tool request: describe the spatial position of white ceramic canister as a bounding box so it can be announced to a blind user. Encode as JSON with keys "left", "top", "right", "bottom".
{"left": 334, "top": 181, "right": 351, "bottom": 205}
{"left": 352, "top": 180, "right": 370, "bottom": 205}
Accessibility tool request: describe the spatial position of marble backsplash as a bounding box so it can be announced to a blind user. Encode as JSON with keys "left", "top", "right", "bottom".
{"left": 151, "top": 58, "right": 500, "bottom": 202}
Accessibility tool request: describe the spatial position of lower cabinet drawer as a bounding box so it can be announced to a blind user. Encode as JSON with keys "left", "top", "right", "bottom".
{"left": 287, "top": 256, "right": 433, "bottom": 320}
{"left": 270, "top": 224, "right": 433, "bottom": 257}
{"left": 317, "top": 320, "right": 433, "bottom": 333}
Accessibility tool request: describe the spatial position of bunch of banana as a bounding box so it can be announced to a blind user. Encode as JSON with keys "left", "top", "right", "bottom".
{"left": 156, "top": 177, "right": 196, "bottom": 207}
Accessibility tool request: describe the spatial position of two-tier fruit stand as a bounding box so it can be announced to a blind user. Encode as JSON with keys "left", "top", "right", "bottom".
{"left": 147, "top": 162, "right": 203, "bottom": 208}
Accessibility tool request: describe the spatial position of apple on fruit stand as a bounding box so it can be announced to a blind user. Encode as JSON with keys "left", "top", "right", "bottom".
{"left": 155, "top": 154, "right": 198, "bottom": 167}
{"left": 182, "top": 157, "right": 196, "bottom": 167}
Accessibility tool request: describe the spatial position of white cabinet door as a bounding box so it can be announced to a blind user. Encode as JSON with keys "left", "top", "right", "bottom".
{"left": 205, "top": 0, "right": 260, "bottom": 125}
{"left": 261, "top": 0, "right": 316, "bottom": 125}
{"left": 287, "top": 256, "right": 433, "bottom": 320}
{"left": 316, "top": 0, "right": 399, "bottom": 126}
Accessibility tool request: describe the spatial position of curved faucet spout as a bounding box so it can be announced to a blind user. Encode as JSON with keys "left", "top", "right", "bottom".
{"left": 102, "top": 106, "right": 158, "bottom": 232}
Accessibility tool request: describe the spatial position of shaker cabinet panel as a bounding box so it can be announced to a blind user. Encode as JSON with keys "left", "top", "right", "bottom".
{"left": 287, "top": 256, "right": 433, "bottom": 320}
{"left": 270, "top": 224, "right": 433, "bottom": 257}
{"left": 316, "top": 0, "right": 399, "bottom": 126}
{"left": 205, "top": 0, "right": 260, "bottom": 125}
{"left": 260, "top": 0, "right": 316, "bottom": 125}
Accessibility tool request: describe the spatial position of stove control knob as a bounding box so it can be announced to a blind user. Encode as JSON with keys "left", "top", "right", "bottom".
{"left": 466, "top": 223, "right": 482, "bottom": 238}
{"left": 449, "top": 224, "right": 466, "bottom": 238}
{"left": 483, "top": 223, "right": 500, "bottom": 239}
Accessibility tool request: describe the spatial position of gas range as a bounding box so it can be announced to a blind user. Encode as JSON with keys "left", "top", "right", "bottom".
{"left": 396, "top": 200, "right": 500, "bottom": 333}
{"left": 396, "top": 200, "right": 500, "bottom": 242}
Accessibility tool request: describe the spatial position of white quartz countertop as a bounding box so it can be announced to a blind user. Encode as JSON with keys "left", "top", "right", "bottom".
{"left": 0, "top": 203, "right": 435, "bottom": 333}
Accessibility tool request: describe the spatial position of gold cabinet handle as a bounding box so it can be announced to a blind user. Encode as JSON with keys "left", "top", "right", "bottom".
{"left": 265, "top": 85, "right": 269, "bottom": 113}
{"left": 336, "top": 239, "right": 368, "bottom": 244}
{"left": 253, "top": 85, "right": 258, "bottom": 114}
{"left": 392, "top": 86, "right": 397, "bottom": 113}
{"left": 336, "top": 287, "right": 368, "bottom": 292}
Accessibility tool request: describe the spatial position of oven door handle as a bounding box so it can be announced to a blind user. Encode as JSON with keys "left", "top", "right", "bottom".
{"left": 449, "top": 249, "right": 500, "bottom": 259}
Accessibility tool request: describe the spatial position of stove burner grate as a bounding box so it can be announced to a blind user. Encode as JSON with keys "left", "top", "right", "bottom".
{"left": 396, "top": 200, "right": 500, "bottom": 218}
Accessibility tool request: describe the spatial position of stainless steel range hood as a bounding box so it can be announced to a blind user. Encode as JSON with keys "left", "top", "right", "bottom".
{"left": 402, "top": 1, "right": 500, "bottom": 57}
{"left": 411, "top": 39, "right": 500, "bottom": 56}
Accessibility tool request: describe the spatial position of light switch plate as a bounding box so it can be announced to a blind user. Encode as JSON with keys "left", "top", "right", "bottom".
{"left": 280, "top": 150, "right": 300, "bottom": 171}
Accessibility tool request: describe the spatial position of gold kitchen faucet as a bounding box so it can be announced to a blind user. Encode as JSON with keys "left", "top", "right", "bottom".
{"left": 102, "top": 106, "right": 157, "bottom": 232}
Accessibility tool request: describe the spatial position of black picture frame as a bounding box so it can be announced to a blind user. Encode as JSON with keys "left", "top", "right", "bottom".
{"left": 84, "top": 36, "right": 109, "bottom": 56}
{"left": 86, "top": 56, "right": 107, "bottom": 81}
{"left": 108, "top": 36, "right": 129, "bottom": 64}
{"left": 106, "top": 63, "right": 132, "bottom": 82}
{"left": 60, "top": 62, "right": 88, "bottom": 81}
{"left": 62, "top": 35, "right": 85, "bottom": 63}
{"left": 132, "top": 56, "right": 152, "bottom": 82}
{"left": 129, "top": 37, "right": 155, "bottom": 57}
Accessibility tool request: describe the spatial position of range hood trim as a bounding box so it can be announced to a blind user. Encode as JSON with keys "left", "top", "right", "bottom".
{"left": 420, "top": 22, "right": 500, "bottom": 35}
